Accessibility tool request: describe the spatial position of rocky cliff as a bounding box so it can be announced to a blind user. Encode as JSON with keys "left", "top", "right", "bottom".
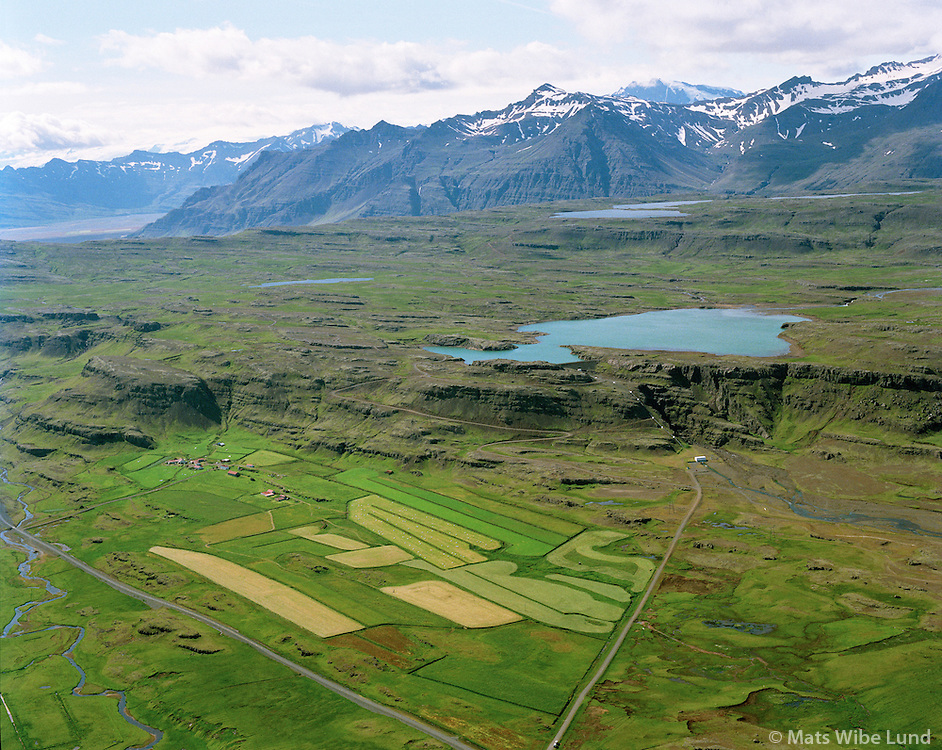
{"left": 608, "top": 358, "right": 942, "bottom": 448}
{"left": 15, "top": 356, "right": 223, "bottom": 449}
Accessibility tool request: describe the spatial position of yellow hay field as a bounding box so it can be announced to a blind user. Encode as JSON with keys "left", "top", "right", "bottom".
{"left": 150, "top": 546, "right": 362, "bottom": 637}
{"left": 381, "top": 580, "right": 521, "bottom": 628}
{"left": 199, "top": 511, "right": 274, "bottom": 544}
{"left": 326, "top": 545, "right": 414, "bottom": 568}
{"left": 288, "top": 528, "right": 368, "bottom": 550}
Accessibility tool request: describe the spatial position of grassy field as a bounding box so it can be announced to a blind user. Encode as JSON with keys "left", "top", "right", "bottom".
{"left": 349, "top": 493, "right": 497, "bottom": 568}
{"left": 2, "top": 190, "right": 940, "bottom": 749}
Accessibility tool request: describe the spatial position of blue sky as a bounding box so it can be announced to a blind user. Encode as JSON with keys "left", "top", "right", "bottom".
{"left": 2, "top": 0, "right": 940, "bottom": 167}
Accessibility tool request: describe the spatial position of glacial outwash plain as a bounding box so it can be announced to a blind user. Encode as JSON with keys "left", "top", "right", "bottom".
{"left": 1, "top": 191, "right": 940, "bottom": 750}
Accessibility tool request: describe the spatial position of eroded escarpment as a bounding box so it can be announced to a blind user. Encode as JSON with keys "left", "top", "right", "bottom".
{"left": 9, "top": 341, "right": 940, "bottom": 461}
{"left": 14, "top": 356, "right": 223, "bottom": 449}
{"left": 374, "top": 355, "right": 941, "bottom": 454}
{"left": 607, "top": 358, "right": 942, "bottom": 448}
{"left": 80, "top": 356, "right": 223, "bottom": 424}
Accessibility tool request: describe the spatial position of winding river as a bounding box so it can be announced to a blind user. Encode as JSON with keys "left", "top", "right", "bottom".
{"left": 0, "top": 465, "right": 164, "bottom": 749}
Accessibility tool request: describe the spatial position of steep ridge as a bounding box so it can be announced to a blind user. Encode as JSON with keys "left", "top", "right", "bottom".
{"left": 607, "top": 359, "right": 942, "bottom": 450}
{"left": 139, "top": 90, "right": 728, "bottom": 236}
{"left": 139, "top": 56, "right": 942, "bottom": 237}
{"left": 693, "top": 56, "right": 942, "bottom": 127}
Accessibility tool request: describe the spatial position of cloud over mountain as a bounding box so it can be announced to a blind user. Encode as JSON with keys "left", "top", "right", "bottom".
{"left": 549, "top": 0, "right": 942, "bottom": 78}
{"left": 99, "top": 24, "right": 580, "bottom": 96}
{"left": 0, "top": 112, "right": 110, "bottom": 155}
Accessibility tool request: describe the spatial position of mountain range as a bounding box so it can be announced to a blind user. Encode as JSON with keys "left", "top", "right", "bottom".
{"left": 0, "top": 123, "right": 350, "bottom": 229}
{"left": 3, "top": 56, "right": 940, "bottom": 238}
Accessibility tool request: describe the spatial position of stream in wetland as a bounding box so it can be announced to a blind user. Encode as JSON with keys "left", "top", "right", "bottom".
{"left": 0, "top": 463, "right": 164, "bottom": 749}
{"left": 703, "top": 463, "right": 942, "bottom": 538}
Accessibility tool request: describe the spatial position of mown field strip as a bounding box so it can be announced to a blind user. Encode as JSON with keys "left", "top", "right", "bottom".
{"left": 370, "top": 506, "right": 487, "bottom": 564}
{"left": 326, "top": 545, "right": 414, "bottom": 568}
{"left": 466, "top": 561, "right": 624, "bottom": 621}
{"left": 349, "top": 501, "right": 467, "bottom": 569}
{"left": 366, "top": 495, "right": 500, "bottom": 549}
{"left": 150, "top": 546, "right": 363, "bottom": 637}
{"left": 287, "top": 528, "right": 368, "bottom": 550}
{"left": 380, "top": 580, "right": 522, "bottom": 628}
{"left": 405, "top": 560, "right": 614, "bottom": 634}
{"left": 336, "top": 470, "right": 551, "bottom": 555}
{"left": 199, "top": 511, "right": 275, "bottom": 544}
{"left": 374, "top": 476, "right": 569, "bottom": 546}
{"left": 547, "top": 530, "right": 656, "bottom": 592}
{"left": 546, "top": 574, "right": 632, "bottom": 603}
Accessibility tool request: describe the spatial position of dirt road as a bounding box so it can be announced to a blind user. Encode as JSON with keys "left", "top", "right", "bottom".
{"left": 546, "top": 466, "right": 704, "bottom": 750}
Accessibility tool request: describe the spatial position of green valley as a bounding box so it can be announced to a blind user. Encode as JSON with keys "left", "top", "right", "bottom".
{"left": 1, "top": 191, "right": 940, "bottom": 750}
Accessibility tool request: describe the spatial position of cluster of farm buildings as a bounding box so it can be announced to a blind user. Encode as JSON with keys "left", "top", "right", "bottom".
{"left": 163, "top": 457, "right": 288, "bottom": 499}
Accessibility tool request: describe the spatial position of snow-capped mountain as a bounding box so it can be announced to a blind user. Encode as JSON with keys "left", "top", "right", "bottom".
{"left": 139, "top": 55, "right": 942, "bottom": 237}
{"left": 692, "top": 55, "right": 942, "bottom": 127}
{"left": 441, "top": 84, "right": 728, "bottom": 150}
{"left": 612, "top": 80, "right": 743, "bottom": 104}
{"left": 0, "top": 123, "right": 352, "bottom": 228}
{"left": 5, "top": 56, "right": 940, "bottom": 237}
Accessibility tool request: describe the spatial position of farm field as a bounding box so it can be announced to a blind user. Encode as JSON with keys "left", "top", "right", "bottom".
{"left": 380, "top": 580, "right": 522, "bottom": 627}
{"left": 2, "top": 191, "right": 941, "bottom": 749}
{"left": 150, "top": 545, "right": 364, "bottom": 637}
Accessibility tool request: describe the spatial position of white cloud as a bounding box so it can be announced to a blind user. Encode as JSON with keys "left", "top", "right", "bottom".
{"left": 0, "top": 112, "right": 112, "bottom": 155}
{"left": 4, "top": 81, "right": 89, "bottom": 97}
{"left": 34, "top": 34, "right": 64, "bottom": 47}
{"left": 0, "top": 42, "right": 45, "bottom": 79}
{"left": 98, "top": 24, "right": 583, "bottom": 96}
{"left": 549, "top": 0, "right": 942, "bottom": 81}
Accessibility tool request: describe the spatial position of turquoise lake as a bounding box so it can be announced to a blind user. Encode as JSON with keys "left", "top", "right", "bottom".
{"left": 425, "top": 308, "right": 808, "bottom": 364}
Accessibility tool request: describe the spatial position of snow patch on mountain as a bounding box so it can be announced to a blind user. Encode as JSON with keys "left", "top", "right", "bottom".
{"left": 693, "top": 55, "right": 942, "bottom": 128}
{"left": 612, "top": 80, "right": 743, "bottom": 104}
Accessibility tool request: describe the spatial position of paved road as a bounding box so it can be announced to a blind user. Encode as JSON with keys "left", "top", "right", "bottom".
{"left": 546, "top": 466, "right": 704, "bottom": 749}
{"left": 0, "top": 513, "right": 480, "bottom": 750}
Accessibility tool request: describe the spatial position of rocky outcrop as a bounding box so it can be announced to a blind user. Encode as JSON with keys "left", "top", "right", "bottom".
{"left": 0, "top": 326, "right": 110, "bottom": 357}
{"left": 424, "top": 334, "right": 517, "bottom": 351}
{"left": 19, "top": 413, "right": 155, "bottom": 448}
{"left": 17, "top": 357, "right": 223, "bottom": 448}
{"left": 78, "top": 356, "right": 223, "bottom": 427}
{"left": 402, "top": 380, "right": 648, "bottom": 430}
{"left": 610, "top": 358, "right": 942, "bottom": 446}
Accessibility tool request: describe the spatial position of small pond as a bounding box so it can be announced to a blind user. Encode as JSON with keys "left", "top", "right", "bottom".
{"left": 425, "top": 307, "right": 807, "bottom": 364}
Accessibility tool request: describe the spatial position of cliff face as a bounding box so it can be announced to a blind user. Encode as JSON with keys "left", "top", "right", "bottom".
{"left": 16, "top": 357, "right": 223, "bottom": 448}
{"left": 389, "top": 357, "right": 941, "bottom": 454}
{"left": 398, "top": 378, "right": 649, "bottom": 430}
{"left": 78, "top": 357, "right": 223, "bottom": 425}
{"left": 10, "top": 341, "right": 939, "bottom": 458}
{"left": 611, "top": 359, "right": 942, "bottom": 448}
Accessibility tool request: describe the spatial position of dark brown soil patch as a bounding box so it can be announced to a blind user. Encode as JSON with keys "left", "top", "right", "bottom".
{"left": 329, "top": 633, "right": 412, "bottom": 669}
{"left": 659, "top": 574, "right": 723, "bottom": 594}
{"left": 361, "top": 624, "right": 414, "bottom": 654}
